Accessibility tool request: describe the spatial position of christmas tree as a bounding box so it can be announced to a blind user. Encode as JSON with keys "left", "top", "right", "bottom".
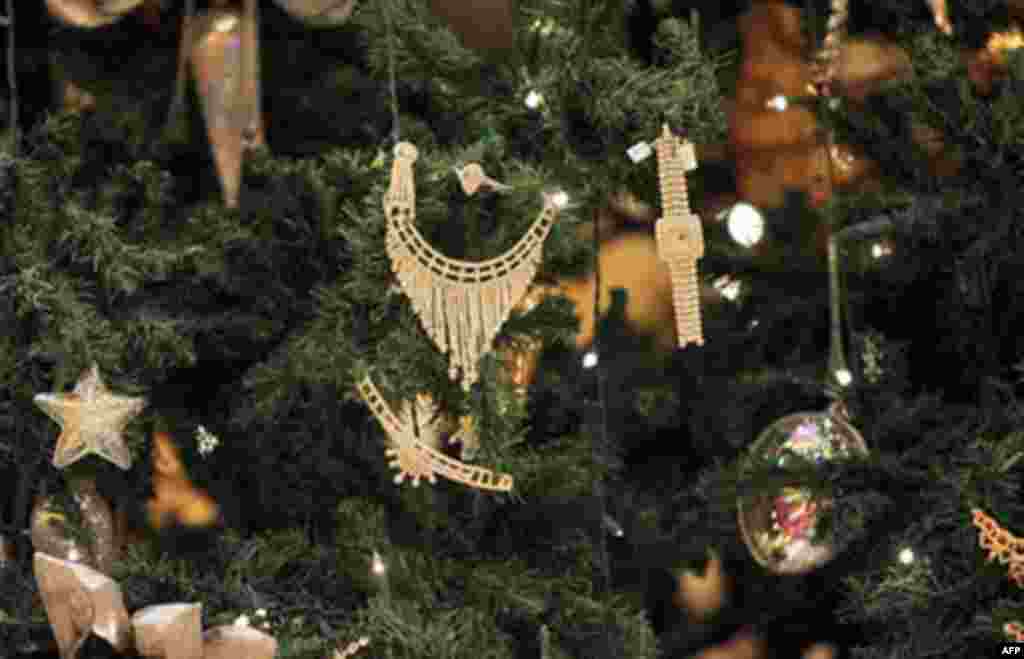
{"left": 0, "top": 0, "right": 1023, "bottom": 657}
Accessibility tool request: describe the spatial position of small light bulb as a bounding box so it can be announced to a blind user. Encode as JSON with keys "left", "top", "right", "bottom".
{"left": 714, "top": 276, "right": 742, "bottom": 301}
{"left": 582, "top": 351, "right": 598, "bottom": 369}
{"left": 871, "top": 242, "right": 892, "bottom": 259}
{"left": 749, "top": 319, "right": 760, "bottom": 329}
{"left": 214, "top": 15, "right": 238, "bottom": 32}
{"left": 68, "top": 548, "right": 81, "bottom": 561}
{"left": 727, "top": 203, "right": 765, "bottom": 248}
{"left": 525, "top": 90, "right": 544, "bottom": 110}
{"left": 371, "top": 551, "right": 386, "bottom": 575}
{"left": 898, "top": 547, "right": 915, "bottom": 564}
{"left": 234, "top": 615, "right": 251, "bottom": 627}
{"left": 834, "top": 368, "right": 853, "bottom": 386}
{"left": 765, "top": 95, "right": 789, "bottom": 112}
{"left": 551, "top": 189, "right": 570, "bottom": 209}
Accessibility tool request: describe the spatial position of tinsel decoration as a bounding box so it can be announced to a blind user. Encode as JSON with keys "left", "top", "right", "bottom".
{"left": 653, "top": 124, "right": 704, "bottom": 348}
{"left": 188, "top": 0, "right": 265, "bottom": 208}
{"left": 356, "top": 374, "right": 513, "bottom": 491}
{"left": 971, "top": 508, "right": 1024, "bottom": 587}
{"left": 383, "top": 142, "right": 559, "bottom": 390}
{"left": 273, "top": 0, "right": 357, "bottom": 26}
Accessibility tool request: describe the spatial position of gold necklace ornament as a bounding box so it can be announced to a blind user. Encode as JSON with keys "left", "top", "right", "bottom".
{"left": 383, "top": 142, "right": 559, "bottom": 390}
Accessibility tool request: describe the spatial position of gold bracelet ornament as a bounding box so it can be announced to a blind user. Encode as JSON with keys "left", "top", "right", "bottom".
{"left": 356, "top": 374, "right": 512, "bottom": 492}
{"left": 653, "top": 125, "right": 704, "bottom": 348}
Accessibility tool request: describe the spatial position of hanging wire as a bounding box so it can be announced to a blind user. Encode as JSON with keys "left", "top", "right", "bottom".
{"left": 5, "top": 0, "right": 16, "bottom": 155}
{"left": 385, "top": 0, "right": 401, "bottom": 144}
{"left": 805, "top": 0, "right": 853, "bottom": 394}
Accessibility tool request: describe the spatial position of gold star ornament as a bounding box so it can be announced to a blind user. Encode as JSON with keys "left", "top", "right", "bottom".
{"left": 34, "top": 364, "right": 146, "bottom": 471}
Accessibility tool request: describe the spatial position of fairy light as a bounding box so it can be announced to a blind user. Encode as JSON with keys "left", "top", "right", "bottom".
{"left": 371, "top": 550, "right": 386, "bottom": 575}
{"left": 524, "top": 90, "right": 545, "bottom": 110}
{"left": 214, "top": 15, "right": 238, "bottom": 32}
{"left": 714, "top": 276, "right": 742, "bottom": 301}
{"left": 765, "top": 94, "right": 789, "bottom": 112}
{"left": 530, "top": 18, "right": 557, "bottom": 36}
{"left": 833, "top": 368, "right": 853, "bottom": 387}
{"left": 898, "top": 547, "right": 915, "bottom": 565}
{"left": 551, "top": 189, "right": 570, "bottom": 209}
{"left": 582, "top": 351, "right": 598, "bottom": 369}
{"left": 871, "top": 242, "right": 892, "bottom": 259}
{"left": 727, "top": 202, "right": 765, "bottom": 247}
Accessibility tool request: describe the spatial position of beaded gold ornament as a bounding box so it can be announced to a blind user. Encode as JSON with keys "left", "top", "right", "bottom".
{"left": 971, "top": 508, "right": 1024, "bottom": 587}
{"left": 356, "top": 374, "right": 513, "bottom": 491}
{"left": 383, "top": 143, "right": 559, "bottom": 390}
{"left": 653, "top": 125, "right": 704, "bottom": 348}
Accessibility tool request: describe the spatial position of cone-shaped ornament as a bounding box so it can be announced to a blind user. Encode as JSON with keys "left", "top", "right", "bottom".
{"left": 45, "top": 0, "right": 140, "bottom": 28}
{"left": 189, "top": 8, "right": 257, "bottom": 207}
{"left": 241, "top": 0, "right": 266, "bottom": 149}
{"left": 273, "top": 0, "right": 357, "bottom": 26}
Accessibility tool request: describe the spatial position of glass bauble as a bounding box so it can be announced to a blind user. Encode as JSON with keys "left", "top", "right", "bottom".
{"left": 737, "top": 403, "right": 868, "bottom": 574}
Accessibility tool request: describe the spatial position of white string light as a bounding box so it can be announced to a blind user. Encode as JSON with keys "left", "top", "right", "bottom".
{"left": 871, "top": 242, "right": 892, "bottom": 259}
{"left": 765, "top": 94, "right": 789, "bottom": 112}
{"left": 371, "top": 550, "right": 386, "bottom": 575}
{"left": 833, "top": 368, "right": 853, "bottom": 387}
{"left": 714, "top": 276, "right": 743, "bottom": 301}
{"left": 550, "top": 189, "right": 570, "bottom": 209}
{"left": 582, "top": 351, "right": 598, "bottom": 369}
{"left": 727, "top": 202, "right": 765, "bottom": 247}
{"left": 524, "top": 90, "right": 545, "bottom": 110}
{"left": 898, "top": 547, "right": 915, "bottom": 564}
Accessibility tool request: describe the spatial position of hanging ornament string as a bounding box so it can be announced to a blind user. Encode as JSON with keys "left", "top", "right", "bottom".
{"left": 5, "top": 0, "right": 17, "bottom": 155}
{"left": 167, "top": 0, "right": 196, "bottom": 132}
{"left": 385, "top": 0, "right": 400, "bottom": 144}
{"left": 808, "top": 0, "right": 853, "bottom": 392}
